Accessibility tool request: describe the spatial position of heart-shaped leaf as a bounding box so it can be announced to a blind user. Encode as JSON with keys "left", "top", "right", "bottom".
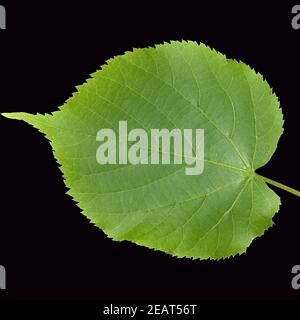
{"left": 3, "top": 41, "right": 293, "bottom": 259}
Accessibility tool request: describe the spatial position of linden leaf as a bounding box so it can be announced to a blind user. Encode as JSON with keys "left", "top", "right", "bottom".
{"left": 2, "top": 41, "right": 299, "bottom": 259}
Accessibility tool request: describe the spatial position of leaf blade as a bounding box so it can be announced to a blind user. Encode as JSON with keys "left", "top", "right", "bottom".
{"left": 2, "top": 41, "right": 284, "bottom": 259}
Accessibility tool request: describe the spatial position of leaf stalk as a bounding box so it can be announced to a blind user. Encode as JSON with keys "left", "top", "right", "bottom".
{"left": 256, "top": 174, "right": 300, "bottom": 197}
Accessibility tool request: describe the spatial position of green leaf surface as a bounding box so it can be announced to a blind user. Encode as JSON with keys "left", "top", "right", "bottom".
{"left": 2, "top": 41, "right": 285, "bottom": 259}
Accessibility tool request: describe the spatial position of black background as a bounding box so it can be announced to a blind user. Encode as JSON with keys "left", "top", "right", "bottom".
{"left": 0, "top": 0, "right": 299, "bottom": 302}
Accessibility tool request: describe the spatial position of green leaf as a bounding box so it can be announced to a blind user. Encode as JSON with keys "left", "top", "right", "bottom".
{"left": 3, "top": 40, "right": 297, "bottom": 260}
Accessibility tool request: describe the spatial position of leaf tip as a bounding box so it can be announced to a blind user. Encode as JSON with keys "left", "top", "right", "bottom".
{"left": 1, "top": 111, "right": 45, "bottom": 125}
{"left": 1, "top": 112, "right": 27, "bottom": 121}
